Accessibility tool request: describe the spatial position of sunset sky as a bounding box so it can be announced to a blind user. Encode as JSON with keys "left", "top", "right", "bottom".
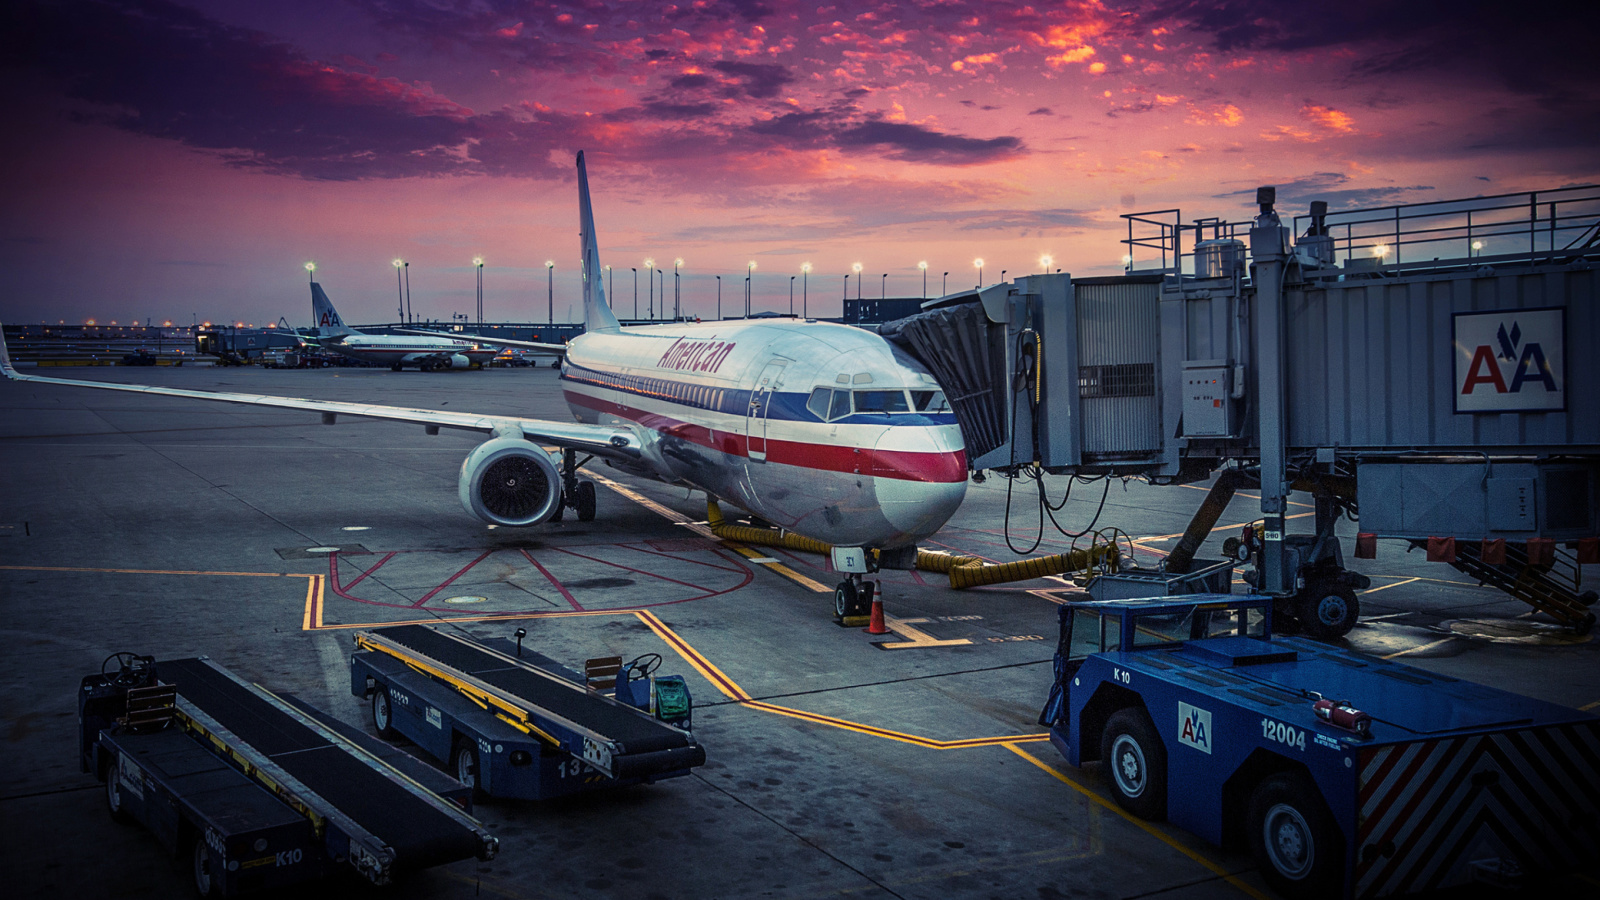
{"left": 2, "top": 1, "right": 1595, "bottom": 327}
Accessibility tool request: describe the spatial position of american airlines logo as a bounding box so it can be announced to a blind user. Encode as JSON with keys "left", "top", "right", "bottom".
{"left": 1453, "top": 308, "right": 1565, "bottom": 413}
{"left": 319, "top": 310, "right": 341, "bottom": 327}
{"left": 657, "top": 337, "right": 736, "bottom": 373}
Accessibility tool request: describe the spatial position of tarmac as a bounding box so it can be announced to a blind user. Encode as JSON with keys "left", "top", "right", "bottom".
{"left": 1, "top": 364, "right": 1595, "bottom": 899}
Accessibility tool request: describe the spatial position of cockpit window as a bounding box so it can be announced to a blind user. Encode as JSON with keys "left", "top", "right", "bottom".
{"left": 828, "top": 390, "right": 853, "bottom": 420}
{"left": 853, "top": 390, "right": 909, "bottom": 414}
{"left": 806, "top": 387, "right": 832, "bottom": 419}
{"left": 911, "top": 390, "right": 949, "bottom": 413}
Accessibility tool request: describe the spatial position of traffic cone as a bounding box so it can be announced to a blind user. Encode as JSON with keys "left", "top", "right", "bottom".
{"left": 865, "top": 593, "right": 889, "bottom": 635}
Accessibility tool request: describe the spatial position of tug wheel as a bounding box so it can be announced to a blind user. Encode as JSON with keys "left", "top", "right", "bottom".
{"left": 453, "top": 739, "right": 481, "bottom": 797}
{"left": 105, "top": 761, "right": 133, "bottom": 824}
{"left": 1101, "top": 707, "right": 1166, "bottom": 820}
{"left": 191, "top": 837, "right": 219, "bottom": 898}
{"left": 1249, "top": 772, "right": 1344, "bottom": 899}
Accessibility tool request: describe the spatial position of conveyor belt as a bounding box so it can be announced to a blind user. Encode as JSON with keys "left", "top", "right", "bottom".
{"left": 158, "top": 657, "right": 492, "bottom": 873}
{"left": 367, "top": 625, "right": 690, "bottom": 755}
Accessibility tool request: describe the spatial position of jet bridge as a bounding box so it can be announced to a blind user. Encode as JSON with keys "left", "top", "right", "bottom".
{"left": 887, "top": 184, "right": 1600, "bottom": 633}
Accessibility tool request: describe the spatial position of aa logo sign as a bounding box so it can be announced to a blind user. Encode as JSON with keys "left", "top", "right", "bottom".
{"left": 1453, "top": 308, "right": 1565, "bottom": 413}
{"left": 1177, "top": 701, "right": 1212, "bottom": 754}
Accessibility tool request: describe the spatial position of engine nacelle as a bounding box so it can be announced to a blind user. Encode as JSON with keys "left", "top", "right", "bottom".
{"left": 445, "top": 353, "right": 472, "bottom": 369}
{"left": 458, "top": 438, "right": 562, "bottom": 525}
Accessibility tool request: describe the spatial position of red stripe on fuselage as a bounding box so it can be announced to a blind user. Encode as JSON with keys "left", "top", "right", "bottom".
{"left": 564, "top": 388, "right": 965, "bottom": 483}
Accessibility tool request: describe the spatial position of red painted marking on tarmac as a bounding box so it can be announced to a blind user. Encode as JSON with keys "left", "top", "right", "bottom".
{"left": 521, "top": 549, "right": 584, "bottom": 611}
{"left": 623, "top": 542, "right": 747, "bottom": 575}
{"left": 342, "top": 551, "right": 395, "bottom": 591}
{"left": 413, "top": 550, "right": 492, "bottom": 608}
{"left": 552, "top": 546, "right": 714, "bottom": 593}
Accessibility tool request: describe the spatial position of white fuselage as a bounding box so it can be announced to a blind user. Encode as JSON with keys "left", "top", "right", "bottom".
{"left": 561, "top": 318, "right": 967, "bottom": 549}
{"left": 325, "top": 332, "right": 498, "bottom": 367}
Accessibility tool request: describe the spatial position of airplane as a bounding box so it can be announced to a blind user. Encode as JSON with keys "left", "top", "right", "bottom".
{"left": 0, "top": 152, "right": 968, "bottom": 600}
{"left": 305, "top": 284, "right": 500, "bottom": 371}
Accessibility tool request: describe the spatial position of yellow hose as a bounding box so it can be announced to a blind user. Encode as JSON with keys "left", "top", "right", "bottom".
{"left": 705, "top": 499, "right": 1118, "bottom": 589}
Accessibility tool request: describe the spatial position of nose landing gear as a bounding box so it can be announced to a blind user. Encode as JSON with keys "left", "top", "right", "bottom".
{"left": 834, "top": 574, "right": 875, "bottom": 626}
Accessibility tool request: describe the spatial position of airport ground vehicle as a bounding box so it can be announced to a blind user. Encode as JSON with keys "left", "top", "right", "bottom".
{"left": 350, "top": 625, "right": 704, "bottom": 800}
{"left": 80, "top": 653, "right": 496, "bottom": 897}
{"left": 1038, "top": 594, "right": 1600, "bottom": 898}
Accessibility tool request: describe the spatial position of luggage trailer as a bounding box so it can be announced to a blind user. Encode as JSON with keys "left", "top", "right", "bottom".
{"left": 80, "top": 654, "right": 498, "bottom": 897}
{"left": 350, "top": 624, "right": 707, "bottom": 800}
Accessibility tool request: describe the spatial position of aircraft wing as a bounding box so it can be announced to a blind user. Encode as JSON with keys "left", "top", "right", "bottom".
{"left": 399, "top": 329, "right": 567, "bottom": 354}
{"left": 0, "top": 328, "right": 637, "bottom": 460}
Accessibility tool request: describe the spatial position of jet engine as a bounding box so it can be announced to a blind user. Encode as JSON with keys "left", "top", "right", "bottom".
{"left": 459, "top": 438, "right": 562, "bottom": 525}
{"left": 445, "top": 353, "right": 472, "bottom": 369}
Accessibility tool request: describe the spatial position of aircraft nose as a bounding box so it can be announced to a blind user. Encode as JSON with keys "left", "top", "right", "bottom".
{"left": 872, "top": 428, "right": 967, "bottom": 542}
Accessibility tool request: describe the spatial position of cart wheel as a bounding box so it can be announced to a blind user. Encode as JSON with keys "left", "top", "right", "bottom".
{"left": 575, "top": 481, "right": 597, "bottom": 522}
{"left": 1297, "top": 582, "right": 1359, "bottom": 639}
{"left": 834, "top": 581, "right": 857, "bottom": 618}
{"left": 453, "top": 740, "right": 481, "bottom": 795}
{"left": 1100, "top": 707, "right": 1167, "bottom": 820}
{"left": 105, "top": 763, "right": 133, "bottom": 825}
{"left": 1248, "top": 772, "right": 1344, "bottom": 899}
{"left": 191, "top": 837, "right": 219, "bottom": 898}
{"left": 371, "top": 690, "right": 398, "bottom": 739}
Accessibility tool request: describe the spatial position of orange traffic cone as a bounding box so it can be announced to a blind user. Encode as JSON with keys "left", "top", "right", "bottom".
{"left": 865, "top": 593, "right": 889, "bottom": 635}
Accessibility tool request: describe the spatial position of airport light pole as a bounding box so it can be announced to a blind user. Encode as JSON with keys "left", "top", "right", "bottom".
{"left": 974, "top": 258, "right": 983, "bottom": 288}
{"left": 305, "top": 261, "right": 315, "bottom": 283}
{"left": 393, "top": 259, "right": 404, "bottom": 322}
{"left": 674, "top": 258, "right": 683, "bottom": 321}
{"left": 1039, "top": 254, "right": 1052, "bottom": 274}
{"left": 474, "top": 257, "right": 484, "bottom": 325}
{"left": 404, "top": 261, "right": 412, "bottom": 323}
{"left": 789, "top": 276, "right": 795, "bottom": 315}
{"left": 715, "top": 275, "right": 721, "bottom": 320}
{"left": 645, "top": 258, "right": 654, "bottom": 320}
{"left": 800, "top": 263, "right": 811, "bottom": 317}
{"left": 843, "top": 274, "right": 849, "bottom": 303}
{"left": 881, "top": 273, "right": 886, "bottom": 299}
{"left": 746, "top": 261, "right": 756, "bottom": 317}
{"left": 918, "top": 260, "right": 927, "bottom": 299}
{"left": 942, "top": 271, "right": 948, "bottom": 294}
{"left": 1000, "top": 269, "right": 1006, "bottom": 284}
{"left": 657, "top": 269, "right": 665, "bottom": 318}
{"left": 545, "top": 260, "right": 554, "bottom": 324}
{"left": 631, "top": 267, "right": 638, "bottom": 319}
{"left": 852, "top": 262, "right": 862, "bottom": 301}
{"left": 605, "top": 265, "right": 612, "bottom": 305}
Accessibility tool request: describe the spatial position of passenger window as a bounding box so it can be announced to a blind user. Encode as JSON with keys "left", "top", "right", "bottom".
{"left": 854, "top": 390, "right": 909, "bottom": 413}
{"left": 807, "top": 388, "right": 832, "bottom": 420}
{"left": 828, "top": 390, "right": 853, "bottom": 420}
{"left": 911, "top": 390, "right": 949, "bottom": 412}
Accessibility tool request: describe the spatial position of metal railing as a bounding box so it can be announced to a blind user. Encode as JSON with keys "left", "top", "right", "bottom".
{"left": 1122, "top": 184, "right": 1600, "bottom": 278}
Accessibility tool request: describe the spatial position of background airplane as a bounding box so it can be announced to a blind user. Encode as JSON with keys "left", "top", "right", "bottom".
{"left": 0, "top": 152, "right": 967, "bottom": 585}
{"left": 307, "top": 284, "right": 499, "bottom": 371}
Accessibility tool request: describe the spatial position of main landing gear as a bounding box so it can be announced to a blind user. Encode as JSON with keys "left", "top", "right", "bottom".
{"left": 549, "top": 448, "right": 598, "bottom": 523}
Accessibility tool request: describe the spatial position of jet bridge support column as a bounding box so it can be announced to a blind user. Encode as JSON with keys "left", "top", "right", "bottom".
{"left": 1249, "top": 189, "right": 1292, "bottom": 596}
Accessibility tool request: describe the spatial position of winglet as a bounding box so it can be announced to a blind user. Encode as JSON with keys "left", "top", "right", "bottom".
{"left": 0, "top": 321, "right": 21, "bottom": 381}
{"left": 578, "top": 151, "right": 623, "bottom": 335}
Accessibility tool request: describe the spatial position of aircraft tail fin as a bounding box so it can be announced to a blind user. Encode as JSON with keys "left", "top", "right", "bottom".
{"left": 310, "top": 282, "right": 354, "bottom": 338}
{"left": 577, "top": 151, "right": 622, "bottom": 335}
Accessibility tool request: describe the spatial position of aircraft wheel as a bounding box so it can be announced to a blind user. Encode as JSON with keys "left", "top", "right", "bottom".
{"left": 833, "top": 581, "right": 857, "bottom": 618}
{"left": 371, "top": 690, "right": 399, "bottom": 739}
{"left": 1249, "top": 772, "right": 1344, "bottom": 899}
{"left": 549, "top": 359, "right": 560, "bottom": 368}
{"left": 1297, "top": 581, "right": 1359, "bottom": 640}
{"left": 391, "top": 363, "right": 402, "bottom": 372}
{"left": 1101, "top": 707, "right": 1167, "bottom": 820}
{"left": 575, "top": 482, "right": 597, "bottom": 521}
